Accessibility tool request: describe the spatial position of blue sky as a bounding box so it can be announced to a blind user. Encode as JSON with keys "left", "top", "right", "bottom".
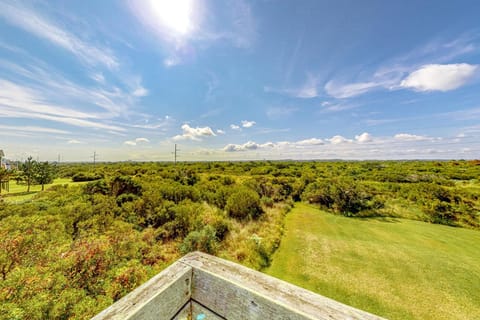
{"left": 1, "top": 0, "right": 479, "bottom": 161}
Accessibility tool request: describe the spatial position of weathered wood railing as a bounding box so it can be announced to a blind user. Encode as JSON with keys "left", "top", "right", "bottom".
{"left": 92, "top": 252, "right": 385, "bottom": 320}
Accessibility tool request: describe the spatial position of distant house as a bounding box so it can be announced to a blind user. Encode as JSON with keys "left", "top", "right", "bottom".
{"left": 0, "top": 150, "right": 13, "bottom": 170}
{"left": 0, "top": 149, "right": 5, "bottom": 169}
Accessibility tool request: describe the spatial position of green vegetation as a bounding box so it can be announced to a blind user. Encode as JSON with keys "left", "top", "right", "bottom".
{"left": 266, "top": 203, "right": 480, "bottom": 320}
{"left": 0, "top": 160, "right": 479, "bottom": 319}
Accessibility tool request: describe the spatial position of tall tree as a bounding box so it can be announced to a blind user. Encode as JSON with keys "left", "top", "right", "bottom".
{"left": 35, "top": 161, "right": 56, "bottom": 191}
{"left": 20, "top": 156, "right": 36, "bottom": 192}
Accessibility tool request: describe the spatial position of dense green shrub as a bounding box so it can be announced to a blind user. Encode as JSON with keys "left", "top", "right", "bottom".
{"left": 302, "top": 179, "right": 384, "bottom": 217}
{"left": 85, "top": 179, "right": 109, "bottom": 195}
{"left": 116, "top": 193, "right": 139, "bottom": 206}
{"left": 72, "top": 172, "right": 103, "bottom": 182}
{"left": 110, "top": 176, "right": 142, "bottom": 197}
{"left": 157, "top": 182, "right": 200, "bottom": 204}
{"left": 225, "top": 188, "right": 263, "bottom": 220}
{"left": 179, "top": 225, "right": 218, "bottom": 254}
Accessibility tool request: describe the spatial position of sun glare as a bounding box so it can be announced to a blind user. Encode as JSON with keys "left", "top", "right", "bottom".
{"left": 149, "top": 0, "right": 194, "bottom": 35}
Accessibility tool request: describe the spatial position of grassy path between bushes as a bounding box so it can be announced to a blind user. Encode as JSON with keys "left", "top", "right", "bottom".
{"left": 265, "top": 203, "right": 480, "bottom": 320}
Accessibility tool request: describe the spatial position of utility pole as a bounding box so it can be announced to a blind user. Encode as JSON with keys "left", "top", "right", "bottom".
{"left": 173, "top": 144, "right": 179, "bottom": 165}
{"left": 57, "top": 154, "right": 61, "bottom": 164}
{"left": 92, "top": 151, "right": 98, "bottom": 167}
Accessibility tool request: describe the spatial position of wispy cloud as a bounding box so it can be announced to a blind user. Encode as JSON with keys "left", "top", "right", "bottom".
{"left": 319, "top": 101, "right": 358, "bottom": 113}
{"left": 0, "top": 41, "right": 151, "bottom": 137}
{"left": 266, "top": 106, "right": 298, "bottom": 119}
{"left": 323, "top": 33, "right": 480, "bottom": 99}
{"left": 218, "top": 0, "right": 257, "bottom": 49}
{"left": 0, "top": 1, "right": 119, "bottom": 69}
{"left": 439, "top": 107, "right": 480, "bottom": 121}
{"left": 0, "top": 80, "right": 125, "bottom": 132}
{"left": 264, "top": 75, "right": 319, "bottom": 98}
{"left": 131, "top": 116, "right": 175, "bottom": 131}
{"left": 324, "top": 81, "right": 380, "bottom": 99}
{"left": 0, "top": 124, "right": 70, "bottom": 135}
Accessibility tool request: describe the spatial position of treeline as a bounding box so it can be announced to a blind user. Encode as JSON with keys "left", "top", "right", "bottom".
{"left": 0, "top": 160, "right": 479, "bottom": 319}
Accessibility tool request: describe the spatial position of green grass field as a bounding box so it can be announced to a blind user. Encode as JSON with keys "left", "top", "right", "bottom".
{"left": 266, "top": 203, "right": 480, "bottom": 320}
{"left": 0, "top": 178, "right": 80, "bottom": 202}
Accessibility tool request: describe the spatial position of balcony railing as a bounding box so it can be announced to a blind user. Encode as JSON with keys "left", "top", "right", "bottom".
{"left": 92, "top": 251, "right": 384, "bottom": 320}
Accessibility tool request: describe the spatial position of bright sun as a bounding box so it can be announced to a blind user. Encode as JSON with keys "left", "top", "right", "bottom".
{"left": 149, "top": 0, "right": 194, "bottom": 35}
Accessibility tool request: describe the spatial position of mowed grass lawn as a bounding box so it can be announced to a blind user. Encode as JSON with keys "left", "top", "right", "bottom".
{"left": 0, "top": 178, "right": 81, "bottom": 202}
{"left": 266, "top": 203, "right": 480, "bottom": 320}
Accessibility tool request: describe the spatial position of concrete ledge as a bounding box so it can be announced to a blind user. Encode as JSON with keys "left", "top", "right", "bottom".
{"left": 92, "top": 252, "right": 385, "bottom": 320}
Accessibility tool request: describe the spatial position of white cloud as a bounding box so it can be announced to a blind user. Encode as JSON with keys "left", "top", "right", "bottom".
{"left": 241, "top": 120, "right": 256, "bottom": 128}
{"left": 355, "top": 132, "right": 373, "bottom": 143}
{"left": 261, "top": 142, "right": 275, "bottom": 148}
{"left": 124, "top": 138, "right": 149, "bottom": 146}
{"left": 173, "top": 124, "right": 216, "bottom": 141}
{"left": 164, "top": 57, "right": 181, "bottom": 68}
{"left": 394, "top": 133, "right": 429, "bottom": 141}
{"left": 216, "top": 133, "right": 478, "bottom": 159}
{"left": 223, "top": 141, "right": 259, "bottom": 152}
{"left": 133, "top": 86, "right": 148, "bottom": 97}
{"left": 230, "top": 124, "right": 241, "bottom": 130}
{"left": 400, "top": 63, "right": 478, "bottom": 92}
{"left": 296, "top": 138, "right": 324, "bottom": 146}
{"left": 328, "top": 135, "right": 352, "bottom": 144}
{"left": 0, "top": 2, "right": 118, "bottom": 69}
{"left": 216, "top": 129, "right": 225, "bottom": 134}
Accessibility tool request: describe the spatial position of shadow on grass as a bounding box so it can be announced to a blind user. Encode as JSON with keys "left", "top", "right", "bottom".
{"left": 354, "top": 216, "right": 401, "bottom": 223}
